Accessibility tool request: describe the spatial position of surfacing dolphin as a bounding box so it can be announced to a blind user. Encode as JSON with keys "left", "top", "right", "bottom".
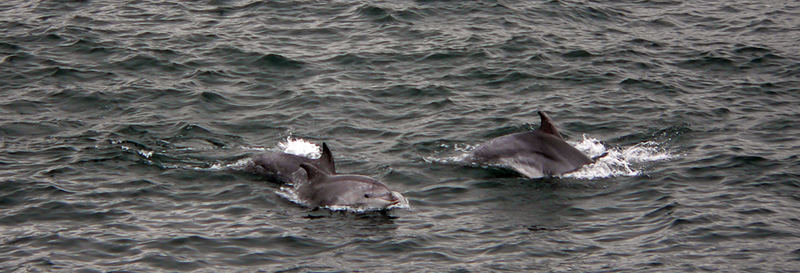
{"left": 467, "top": 111, "right": 599, "bottom": 178}
{"left": 246, "top": 142, "right": 335, "bottom": 184}
{"left": 297, "top": 163, "right": 408, "bottom": 211}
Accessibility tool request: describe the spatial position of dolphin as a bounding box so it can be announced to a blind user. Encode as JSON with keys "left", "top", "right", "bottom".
{"left": 246, "top": 142, "right": 335, "bottom": 184}
{"left": 467, "top": 111, "right": 598, "bottom": 178}
{"left": 297, "top": 163, "right": 407, "bottom": 211}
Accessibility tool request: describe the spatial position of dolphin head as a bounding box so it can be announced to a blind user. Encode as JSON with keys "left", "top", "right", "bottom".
{"left": 299, "top": 163, "right": 408, "bottom": 211}
{"left": 353, "top": 189, "right": 409, "bottom": 211}
{"left": 340, "top": 182, "right": 402, "bottom": 210}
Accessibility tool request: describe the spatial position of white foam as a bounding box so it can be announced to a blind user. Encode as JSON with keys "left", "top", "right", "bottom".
{"left": 422, "top": 143, "right": 475, "bottom": 164}
{"left": 622, "top": 141, "right": 674, "bottom": 162}
{"left": 572, "top": 135, "right": 606, "bottom": 158}
{"left": 563, "top": 136, "right": 673, "bottom": 179}
{"left": 278, "top": 136, "right": 321, "bottom": 158}
{"left": 238, "top": 145, "right": 269, "bottom": 152}
{"left": 276, "top": 184, "right": 304, "bottom": 205}
{"left": 204, "top": 157, "right": 252, "bottom": 171}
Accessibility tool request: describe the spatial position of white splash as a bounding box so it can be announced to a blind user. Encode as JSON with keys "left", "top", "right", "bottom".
{"left": 563, "top": 136, "right": 673, "bottom": 179}
{"left": 205, "top": 158, "right": 252, "bottom": 170}
{"left": 422, "top": 143, "right": 475, "bottom": 164}
{"left": 623, "top": 141, "right": 674, "bottom": 162}
{"left": 278, "top": 136, "right": 321, "bottom": 158}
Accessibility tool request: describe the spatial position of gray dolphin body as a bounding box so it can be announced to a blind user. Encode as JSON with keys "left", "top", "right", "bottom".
{"left": 247, "top": 143, "right": 335, "bottom": 184}
{"left": 467, "top": 111, "right": 594, "bottom": 178}
{"left": 297, "top": 163, "right": 407, "bottom": 211}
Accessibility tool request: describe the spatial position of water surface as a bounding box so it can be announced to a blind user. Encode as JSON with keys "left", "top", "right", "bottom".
{"left": 1, "top": 0, "right": 799, "bottom": 272}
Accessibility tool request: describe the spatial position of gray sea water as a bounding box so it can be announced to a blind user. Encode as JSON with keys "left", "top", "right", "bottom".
{"left": 2, "top": 0, "right": 799, "bottom": 272}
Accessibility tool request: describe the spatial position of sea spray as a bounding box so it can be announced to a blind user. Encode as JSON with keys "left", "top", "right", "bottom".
{"left": 564, "top": 136, "right": 673, "bottom": 179}
{"left": 278, "top": 137, "right": 321, "bottom": 158}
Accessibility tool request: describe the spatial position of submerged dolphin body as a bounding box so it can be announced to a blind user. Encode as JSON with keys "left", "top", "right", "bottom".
{"left": 467, "top": 111, "right": 595, "bottom": 178}
{"left": 297, "top": 163, "right": 407, "bottom": 211}
{"left": 247, "top": 143, "right": 336, "bottom": 184}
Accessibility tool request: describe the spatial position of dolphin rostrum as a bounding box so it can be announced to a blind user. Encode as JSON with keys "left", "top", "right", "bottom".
{"left": 247, "top": 142, "right": 335, "bottom": 184}
{"left": 467, "top": 111, "right": 598, "bottom": 178}
{"left": 297, "top": 163, "right": 407, "bottom": 211}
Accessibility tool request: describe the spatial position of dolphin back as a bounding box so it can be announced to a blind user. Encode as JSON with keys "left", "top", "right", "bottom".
{"left": 248, "top": 142, "right": 336, "bottom": 184}
{"left": 248, "top": 152, "right": 310, "bottom": 183}
{"left": 467, "top": 111, "right": 593, "bottom": 178}
{"left": 527, "top": 131, "right": 593, "bottom": 175}
{"left": 470, "top": 131, "right": 591, "bottom": 176}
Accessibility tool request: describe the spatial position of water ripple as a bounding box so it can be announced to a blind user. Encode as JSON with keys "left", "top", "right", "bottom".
{"left": 1, "top": 0, "right": 799, "bottom": 271}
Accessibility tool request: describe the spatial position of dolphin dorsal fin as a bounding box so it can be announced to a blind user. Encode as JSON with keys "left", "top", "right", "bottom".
{"left": 317, "top": 142, "right": 336, "bottom": 174}
{"left": 537, "top": 111, "right": 563, "bottom": 139}
{"left": 300, "top": 162, "right": 328, "bottom": 182}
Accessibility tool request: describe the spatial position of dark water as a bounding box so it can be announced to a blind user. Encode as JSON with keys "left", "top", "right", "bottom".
{"left": 2, "top": 0, "right": 800, "bottom": 271}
